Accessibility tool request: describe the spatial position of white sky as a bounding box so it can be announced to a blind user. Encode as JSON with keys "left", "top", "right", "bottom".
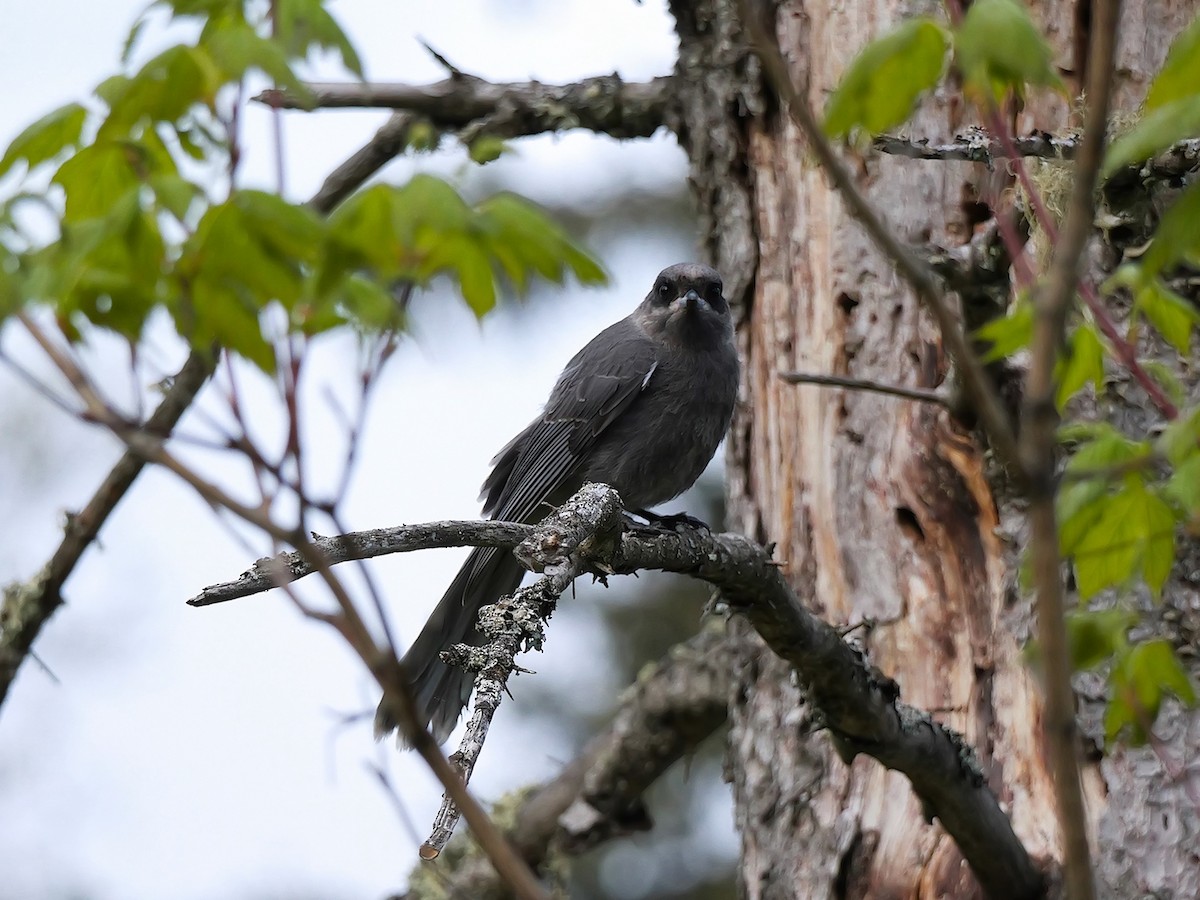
{"left": 0, "top": 2, "right": 736, "bottom": 898}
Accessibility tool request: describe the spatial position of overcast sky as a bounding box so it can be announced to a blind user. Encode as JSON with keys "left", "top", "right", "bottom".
{"left": 0, "top": 2, "right": 737, "bottom": 898}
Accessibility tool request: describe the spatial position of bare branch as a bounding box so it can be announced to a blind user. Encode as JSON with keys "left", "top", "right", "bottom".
{"left": 256, "top": 75, "right": 674, "bottom": 142}
{"left": 308, "top": 112, "right": 425, "bottom": 213}
{"left": 187, "top": 521, "right": 532, "bottom": 606}
{"left": 189, "top": 483, "right": 1041, "bottom": 898}
{"left": 1018, "top": 1, "right": 1123, "bottom": 897}
{"left": 779, "top": 371, "right": 950, "bottom": 407}
{"left": 608, "top": 503, "right": 1043, "bottom": 899}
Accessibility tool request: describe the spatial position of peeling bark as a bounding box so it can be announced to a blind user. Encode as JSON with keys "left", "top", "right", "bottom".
{"left": 674, "top": 0, "right": 1199, "bottom": 896}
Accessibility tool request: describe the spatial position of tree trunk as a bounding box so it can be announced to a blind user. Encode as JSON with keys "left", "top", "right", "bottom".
{"left": 672, "top": 0, "right": 1200, "bottom": 896}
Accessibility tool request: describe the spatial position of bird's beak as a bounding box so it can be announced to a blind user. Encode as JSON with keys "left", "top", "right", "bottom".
{"left": 674, "top": 289, "right": 704, "bottom": 313}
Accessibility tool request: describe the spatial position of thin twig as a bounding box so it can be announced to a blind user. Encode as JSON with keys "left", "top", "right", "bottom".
{"left": 737, "top": 1, "right": 1022, "bottom": 474}
{"left": 307, "top": 112, "right": 422, "bottom": 214}
{"left": 779, "top": 371, "right": 950, "bottom": 407}
{"left": 0, "top": 95, "right": 431, "bottom": 714}
{"left": 1018, "top": 2, "right": 1123, "bottom": 897}
{"left": 20, "top": 313, "right": 548, "bottom": 900}
{"left": 0, "top": 347, "right": 213, "bottom": 706}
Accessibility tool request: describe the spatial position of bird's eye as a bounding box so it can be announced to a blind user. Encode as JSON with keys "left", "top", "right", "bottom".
{"left": 656, "top": 282, "right": 673, "bottom": 302}
{"left": 704, "top": 283, "right": 723, "bottom": 304}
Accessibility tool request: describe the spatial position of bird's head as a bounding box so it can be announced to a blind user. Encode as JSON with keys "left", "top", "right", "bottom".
{"left": 635, "top": 263, "right": 733, "bottom": 349}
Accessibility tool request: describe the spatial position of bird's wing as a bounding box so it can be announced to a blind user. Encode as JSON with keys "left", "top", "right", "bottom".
{"left": 481, "top": 319, "right": 658, "bottom": 523}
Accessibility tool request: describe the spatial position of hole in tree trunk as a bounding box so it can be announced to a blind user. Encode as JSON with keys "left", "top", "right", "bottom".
{"left": 895, "top": 506, "right": 925, "bottom": 542}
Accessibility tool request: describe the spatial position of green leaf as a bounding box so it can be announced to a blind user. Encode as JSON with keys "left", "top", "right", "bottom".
{"left": 974, "top": 300, "right": 1034, "bottom": 361}
{"left": 1140, "top": 487, "right": 1178, "bottom": 596}
{"left": 394, "top": 174, "right": 473, "bottom": 243}
{"left": 157, "top": 0, "right": 243, "bottom": 18}
{"left": 1059, "top": 421, "right": 1146, "bottom": 461}
{"left": 1156, "top": 406, "right": 1200, "bottom": 466}
{"left": 1057, "top": 426, "right": 1150, "bottom": 561}
{"left": 325, "top": 177, "right": 604, "bottom": 320}
{"left": 1065, "top": 608, "right": 1136, "bottom": 670}
{"left": 467, "top": 135, "right": 510, "bottom": 165}
{"left": 49, "top": 190, "right": 167, "bottom": 338}
{"left": 1140, "top": 180, "right": 1200, "bottom": 278}
{"left": 184, "top": 201, "right": 298, "bottom": 304}
{"left": 101, "top": 45, "right": 223, "bottom": 136}
{"left": 326, "top": 183, "right": 404, "bottom": 275}
{"left": 1069, "top": 477, "right": 1175, "bottom": 598}
{"left": 955, "top": 0, "right": 1063, "bottom": 101}
{"left": 1055, "top": 323, "right": 1104, "bottom": 409}
{"left": 177, "top": 193, "right": 319, "bottom": 360}
{"left": 232, "top": 190, "right": 323, "bottom": 266}
{"left": 1164, "top": 455, "right": 1200, "bottom": 515}
{"left": 1145, "top": 14, "right": 1200, "bottom": 111}
{"left": 328, "top": 274, "right": 399, "bottom": 331}
{"left": 824, "top": 18, "right": 948, "bottom": 138}
{"left": 0, "top": 103, "right": 88, "bottom": 179}
{"left": 1134, "top": 279, "right": 1200, "bottom": 353}
{"left": 1133, "top": 640, "right": 1197, "bottom": 706}
{"left": 182, "top": 275, "right": 276, "bottom": 372}
{"left": 149, "top": 173, "right": 201, "bottom": 221}
{"left": 1103, "top": 97, "right": 1200, "bottom": 176}
{"left": 121, "top": 16, "right": 149, "bottom": 65}
{"left": 1107, "top": 640, "right": 1197, "bottom": 745}
{"left": 434, "top": 234, "right": 496, "bottom": 316}
{"left": 476, "top": 193, "right": 606, "bottom": 288}
{"left": 0, "top": 246, "right": 19, "bottom": 322}
{"left": 52, "top": 142, "right": 141, "bottom": 223}
{"left": 275, "top": 0, "right": 364, "bottom": 77}
{"left": 202, "top": 16, "right": 312, "bottom": 102}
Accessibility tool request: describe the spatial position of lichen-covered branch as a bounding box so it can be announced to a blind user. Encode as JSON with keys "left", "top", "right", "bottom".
{"left": 187, "top": 521, "right": 533, "bottom": 606}
{"left": 872, "top": 128, "right": 1081, "bottom": 163}
{"left": 611, "top": 518, "right": 1042, "bottom": 898}
{"left": 257, "top": 74, "right": 674, "bottom": 141}
{"left": 190, "top": 483, "right": 1041, "bottom": 897}
{"left": 401, "top": 626, "right": 735, "bottom": 899}
{"left": 421, "top": 485, "right": 625, "bottom": 857}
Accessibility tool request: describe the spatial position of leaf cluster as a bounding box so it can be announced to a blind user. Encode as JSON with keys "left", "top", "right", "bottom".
{"left": 0, "top": 0, "right": 604, "bottom": 372}
{"left": 823, "top": 0, "right": 1062, "bottom": 144}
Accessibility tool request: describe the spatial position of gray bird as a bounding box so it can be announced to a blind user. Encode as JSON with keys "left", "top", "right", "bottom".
{"left": 376, "top": 263, "right": 739, "bottom": 743}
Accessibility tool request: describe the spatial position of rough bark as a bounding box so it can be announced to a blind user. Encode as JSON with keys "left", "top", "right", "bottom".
{"left": 1019, "top": 3, "right": 1200, "bottom": 898}
{"left": 674, "top": 0, "right": 1199, "bottom": 897}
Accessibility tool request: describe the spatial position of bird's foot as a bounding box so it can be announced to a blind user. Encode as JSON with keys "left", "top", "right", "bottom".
{"left": 629, "top": 508, "right": 712, "bottom": 532}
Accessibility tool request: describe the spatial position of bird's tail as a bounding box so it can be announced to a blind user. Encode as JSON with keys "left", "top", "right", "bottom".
{"left": 374, "top": 546, "right": 527, "bottom": 744}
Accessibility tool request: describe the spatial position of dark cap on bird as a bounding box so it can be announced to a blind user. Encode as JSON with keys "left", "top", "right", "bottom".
{"left": 376, "top": 262, "right": 740, "bottom": 743}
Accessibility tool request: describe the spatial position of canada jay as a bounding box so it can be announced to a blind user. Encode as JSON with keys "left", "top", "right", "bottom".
{"left": 376, "top": 263, "right": 740, "bottom": 743}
